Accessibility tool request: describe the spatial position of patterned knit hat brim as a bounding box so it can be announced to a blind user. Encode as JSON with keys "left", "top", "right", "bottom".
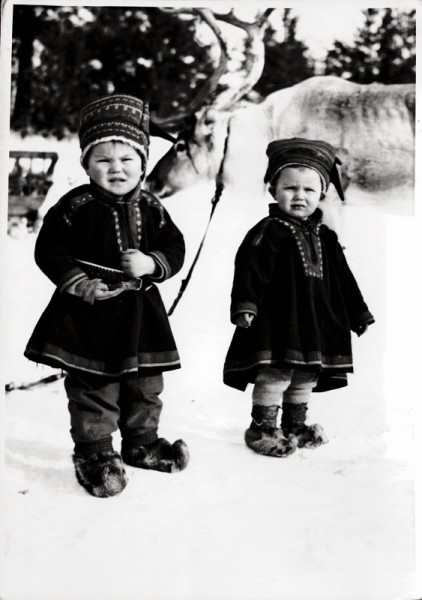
{"left": 80, "top": 136, "right": 148, "bottom": 172}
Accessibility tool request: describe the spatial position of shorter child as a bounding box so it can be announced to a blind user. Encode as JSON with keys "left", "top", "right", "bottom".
{"left": 223, "top": 138, "right": 374, "bottom": 457}
{"left": 25, "top": 94, "right": 189, "bottom": 496}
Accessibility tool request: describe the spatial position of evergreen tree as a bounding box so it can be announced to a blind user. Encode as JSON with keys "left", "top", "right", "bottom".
{"left": 378, "top": 9, "right": 416, "bottom": 83}
{"left": 11, "top": 6, "right": 61, "bottom": 129}
{"left": 254, "top": 9, "right": 315, "bottom": 98}
{"left": 11, "top": 6, "right": 215, "bottom": 136}
{"left": 324, "top": 8, "right": 415, "bottom": 84}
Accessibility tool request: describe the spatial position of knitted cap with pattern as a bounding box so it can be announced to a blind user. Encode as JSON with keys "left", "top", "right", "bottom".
{"left": 79, "top": 94, "right": 176, "bottom": 167}
{"left": 264, "top": 137, "right": 344, "bottom": 201}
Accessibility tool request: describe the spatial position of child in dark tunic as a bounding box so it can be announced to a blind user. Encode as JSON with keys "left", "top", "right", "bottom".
{"left": 25, "top": 94, "right": 189, "bottom": 497}
{"left": 223, "top": 138, "right": 374, "bottom": 457}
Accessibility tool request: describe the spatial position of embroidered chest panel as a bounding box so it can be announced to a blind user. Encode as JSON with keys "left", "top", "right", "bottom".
{"left": 277, "top": 219, "right": 324, "bottom": 279}
{"left": 111, "top": 202, "right": 142, "bottom": 252}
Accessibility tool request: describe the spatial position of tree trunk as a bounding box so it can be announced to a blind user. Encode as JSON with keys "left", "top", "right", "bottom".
{"left": 12, "top": 6, "right": 37, "bottom": 127}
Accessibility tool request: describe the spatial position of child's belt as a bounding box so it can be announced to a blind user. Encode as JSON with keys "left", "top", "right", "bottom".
{"left": 74, "top": 259, "right": 143, "bottom": 291}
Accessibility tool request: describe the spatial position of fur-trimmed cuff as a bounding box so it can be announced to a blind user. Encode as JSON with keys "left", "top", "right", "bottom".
{"left": 148, "top": 251, "right": 171, "bottom": 282}
{"left": 231, "top": 301, "right": 258, "bottom": 324}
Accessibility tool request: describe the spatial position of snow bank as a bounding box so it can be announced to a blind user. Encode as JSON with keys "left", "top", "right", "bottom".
{"left": 1, "top": 136, "right": 420, "bottom": 600}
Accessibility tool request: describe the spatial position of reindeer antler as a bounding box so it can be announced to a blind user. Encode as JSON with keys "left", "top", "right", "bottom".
{"left": 212, "top": 8, "right": 275, "bottom": 111}
{"left": 153, "top": 8, "right": 274, "bottom": 126}
{"left": 214, "top": 8, "right": 274, "bottom": 30}
{"left": 152, "top": 8, "right": 229, "bottom": 127}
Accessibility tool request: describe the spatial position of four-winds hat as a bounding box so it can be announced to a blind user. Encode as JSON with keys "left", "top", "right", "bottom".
{"left": 79, "top": 94, "right": 176, "bottom": 166}
{"left": 264, "top": 137, "right": 344, "bottom": 201}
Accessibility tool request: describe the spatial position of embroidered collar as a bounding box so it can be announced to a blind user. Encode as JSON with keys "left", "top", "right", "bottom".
{"left": 268, "top": 203, "right": 322, "bottom": 230}
{"left": 88, "top": 179, "right": 144, "bottom": 251}
{"left": 89, "top": 178, "right": 143, "bottom": 206}
{"left": 268, "top": 203, "right": 324, "bottom": 279}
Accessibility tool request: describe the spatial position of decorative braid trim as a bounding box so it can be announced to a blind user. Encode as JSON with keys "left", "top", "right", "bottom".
{"left": 148, "top": 251, "right": 169, "bottom": 281}
{"left": 80, "top": 134, "right": 148, "bottom": 165}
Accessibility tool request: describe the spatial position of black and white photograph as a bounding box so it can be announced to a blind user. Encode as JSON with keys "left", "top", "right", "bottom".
{"left": 0, "top": 1, "right": 421, "bottom": 599}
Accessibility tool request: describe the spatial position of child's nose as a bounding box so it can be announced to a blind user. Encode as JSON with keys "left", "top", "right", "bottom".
{"left": 109, "top": 163, "right": 122, "bottom": 173}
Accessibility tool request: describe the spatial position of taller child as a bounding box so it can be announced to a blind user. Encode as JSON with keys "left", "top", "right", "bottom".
{"left": 223, "top": 138, "right": 374, "bottom": 457}
{"left": 25, "top": 95, "right": 189, "bottom": 497}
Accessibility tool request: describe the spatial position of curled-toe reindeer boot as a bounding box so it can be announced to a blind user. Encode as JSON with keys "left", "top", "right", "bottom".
{"left": 244, "top": 405, "right": 298, "bottom": 457}
{"left": 281, "top": 403, "right": 328, "bottom": 449}
{"left": 73, "top": 450, "right": 128, "bottom": 498}
{"left": 122, "top": 437, "right": 190, "bottom": 473}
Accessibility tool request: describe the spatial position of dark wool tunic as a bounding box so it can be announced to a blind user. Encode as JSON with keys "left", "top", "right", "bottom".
{"left": 223, "top": 204, "right": 374, "bottom": 392}
{"left": 24, "top": 182, "right": 185, "bottom": 379}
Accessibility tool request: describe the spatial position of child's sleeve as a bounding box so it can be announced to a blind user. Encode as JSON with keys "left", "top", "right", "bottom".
{"left": 34, "top": 204, "right": 88, "bottom": 292}
{"left": 147, "top": 206, "right": 185, "bottom": 283}
{"left": 230, "top": 221, "right": 279, "bottom": 324}
{"left": 332, "top": 236, "right": 375, "bottom": 332}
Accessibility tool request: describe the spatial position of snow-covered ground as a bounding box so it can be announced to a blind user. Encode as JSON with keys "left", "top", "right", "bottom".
{"left": 1, "top": 139, "right": 422, "bottom": 599}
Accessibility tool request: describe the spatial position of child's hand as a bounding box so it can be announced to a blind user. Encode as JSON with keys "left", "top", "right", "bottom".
{"left": 121, "top": 249, "right": 156, "bottom": 278}
{"left": 73, "top": 277, "right": 120, "bottom": 304}
{"left": 355, "top": 323, "right": 369, "bottom": 337}
{"left": 235, "top": 313, "right": 255, "bottom": 328}
{"left": 94, "top": 282, "right": 121, "bottom": 301}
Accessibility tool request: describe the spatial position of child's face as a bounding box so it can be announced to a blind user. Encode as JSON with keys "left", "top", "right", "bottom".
{"left": 85, "top": 141, "right": 144, "bottom": 196}
{"left": 272, "top": 166, "right": 323, "bottom": 220}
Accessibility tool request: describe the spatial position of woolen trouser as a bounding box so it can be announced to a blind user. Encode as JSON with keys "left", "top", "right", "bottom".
{"left": 252, "top": 367, "right": 318, "bottom": 407}
{"left": 65, "top": 372, "right": 164, "bottom": 451}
